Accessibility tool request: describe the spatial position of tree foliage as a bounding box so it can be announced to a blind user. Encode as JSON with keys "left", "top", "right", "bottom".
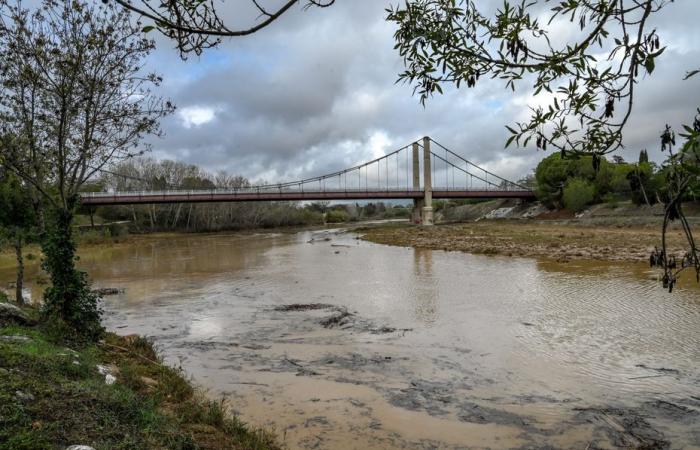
{"left": 562, "top": 178, "right": 595, "bottom": 212}
{"left": 388, "top": 0, "right": 678, "bottom": 157}
{"left": 115, "top": 0, "right": 336, "bottom": 56}
{"left": 0, "top": 0, "right": 174, "bottom": 211}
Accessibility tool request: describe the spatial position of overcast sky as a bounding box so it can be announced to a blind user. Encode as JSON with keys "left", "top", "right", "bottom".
{"left": 141, "top": 0, "right": 700, "bottom": 184}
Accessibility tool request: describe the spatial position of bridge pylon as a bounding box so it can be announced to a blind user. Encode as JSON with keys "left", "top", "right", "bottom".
{"left": 410, "top": 137, "right": 434, "bottom": 226}
{"left": 421, "top": 136, "right": 434, "bottom": 226}
{"left": 411, "top": 142, "right": 423, "bottom": 224}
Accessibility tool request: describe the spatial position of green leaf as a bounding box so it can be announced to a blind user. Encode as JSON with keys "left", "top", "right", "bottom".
{"left": 644, "top": 57, "right": 655, "bottom": 74}
{"left": 142, "top": 25, "right": 156, "bottom": 33}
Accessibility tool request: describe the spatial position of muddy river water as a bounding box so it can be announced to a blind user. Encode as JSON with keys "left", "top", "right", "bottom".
{"left": 3, "top": 228, "right": 700, "bottom": 449}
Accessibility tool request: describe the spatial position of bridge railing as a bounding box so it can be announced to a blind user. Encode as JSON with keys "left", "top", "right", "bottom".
{"left": 80, "top": 185, "right": 532, "bottom": 198}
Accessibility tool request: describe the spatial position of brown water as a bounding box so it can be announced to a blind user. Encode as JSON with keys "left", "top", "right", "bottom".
{"left": 2, "top": 229, "right": 699, "bottom": 449}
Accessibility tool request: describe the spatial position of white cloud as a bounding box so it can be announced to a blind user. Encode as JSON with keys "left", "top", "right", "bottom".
{"left": 178, "top": 106, "right": 217, "bottom": 128}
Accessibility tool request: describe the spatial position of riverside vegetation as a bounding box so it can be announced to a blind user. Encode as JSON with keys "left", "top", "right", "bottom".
{"left": 0, "top": 291, "right": 280, "bottom": 450}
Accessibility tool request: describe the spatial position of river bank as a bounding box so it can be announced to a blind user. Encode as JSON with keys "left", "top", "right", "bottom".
{"left": 0, "top": 294, "right": 280, "bottom": 450}
{"left": 359, "top": 219, "right": 694, "bottom": 262}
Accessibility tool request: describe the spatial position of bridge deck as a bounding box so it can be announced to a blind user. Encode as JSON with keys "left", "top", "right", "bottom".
{"left": 80, "top": 189, "right": 535, "bottom": 206}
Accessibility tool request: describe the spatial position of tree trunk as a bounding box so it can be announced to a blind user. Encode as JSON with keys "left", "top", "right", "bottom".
{"left": 130, "top": 207, "right": 140, "bottom": 232}
{"left": 186, "top": 204, "right": 193, "bottom": 231}
{"left": 172, "top": 203, "right": 182, "bottom": 229}
{"left": 14, "top": 234, "right": 24, "bottom": 305}
{"left": 32, "top": 187, "right": 46, "bottom": 234}
{"left": 641, "top": 185, "right": 651, "bottom": 207}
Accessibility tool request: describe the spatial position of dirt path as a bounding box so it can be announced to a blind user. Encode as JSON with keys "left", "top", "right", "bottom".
{"left": 360, "top": 220, "right": 692, "bottom": 262}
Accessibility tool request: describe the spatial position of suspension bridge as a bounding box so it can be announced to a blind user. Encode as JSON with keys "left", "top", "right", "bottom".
{"left": 80, "top": 137, "right": 535, "bottom": 225}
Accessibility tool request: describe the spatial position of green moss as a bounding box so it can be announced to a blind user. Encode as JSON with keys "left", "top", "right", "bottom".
{"left": 0, "top": 315, "right": 280, "bottom": 450}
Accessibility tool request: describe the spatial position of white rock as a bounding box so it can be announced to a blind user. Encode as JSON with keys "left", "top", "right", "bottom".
{"left": 15, "top": 390, "right": 35, "bottom": 402}
{"left": 105, "top": 374, "right": 116, "bottom": 385}
{"left": 0, "top": 335, "right": 32, "bottom": 343}
{"left": 66, "top": 446, "right": 96, "bottom": 450}
{"left": 0, "top": 303, "right": 30, "bottom": 324}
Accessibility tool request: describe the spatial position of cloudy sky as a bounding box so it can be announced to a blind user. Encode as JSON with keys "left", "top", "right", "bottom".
{"left": 140, "top": 0, "right": 700, "bottom": 184}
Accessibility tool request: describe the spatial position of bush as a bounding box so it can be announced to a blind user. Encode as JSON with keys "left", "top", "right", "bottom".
{"left": 563, "top": 178, "right": 595, "bottom": 212}
{"left": 78, "top": 230, "right": 107, "bottom": 245}
{"left": 107, "top": 222, "right": 127, "bottom": 237}
{"left": 602, "top": 192, "right": 620, "bottom": 209}
{"left": 325, "top": 210, "right": 350, "bottom": 223}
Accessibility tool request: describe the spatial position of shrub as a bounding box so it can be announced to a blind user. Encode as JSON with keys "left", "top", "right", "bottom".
{"left": 602, "top": 192, "right": 620, "bottom": 209}
{"left": 563, "top": 178, "right": 595, "bottom": 212}
{"left": 325, "top": 210, "right": 350, "bottom": 223}
{"left": 107, "top": 222, "right": 127, "bottom": 237}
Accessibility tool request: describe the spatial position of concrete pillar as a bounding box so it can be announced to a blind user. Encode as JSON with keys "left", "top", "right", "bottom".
{"left": 422, "top": 136, "right": 434, "bottom": 226}
{"left": 411, "top": 142, "right": 423, "bottom": 224}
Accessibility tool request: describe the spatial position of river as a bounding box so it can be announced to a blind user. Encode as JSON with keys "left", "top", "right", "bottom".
{"left": 2, "top": 227, "right": 699, "bottom": 449}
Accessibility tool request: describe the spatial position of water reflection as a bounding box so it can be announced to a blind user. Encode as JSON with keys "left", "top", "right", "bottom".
{"left": 412, "top": 249, "right": 438, "bottom": 325}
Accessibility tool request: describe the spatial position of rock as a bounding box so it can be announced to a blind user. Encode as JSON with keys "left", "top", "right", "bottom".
{"left": 97, "top": 364, "right": 119, "bottom": 376}
{"left": 97, "top": 364, "right": 119, "bottom": 385}
{"left": 0, "top": 335, "right": 32, "bottom": 343}
{"left": 140, "top": 376, "right": 158, "bottom": 387}
{"left": 66, "top": 446, "right": 96, "bottom": 450}
{"left": 92, "top": 287, "right": 124, "bottom": 296}
{"left": 15, "top": 390, "right": 35, "bottom": 402}
{"left": 0, "top": 303, "right": 32, "bottom": 326}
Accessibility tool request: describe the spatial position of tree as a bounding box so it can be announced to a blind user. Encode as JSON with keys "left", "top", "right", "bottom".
{"left": 0, "top": 0, "right": 174, "bottom": 337}
{"left": 0, "top": 170, "right": 36, "bottom": 304}
{"left": 388, "top": 0, "right": 699, "bottom": 289}
{"left": 627, "top": 161, "right": 655, "bottom": 206}
{"left": 563, "top": 178, "right": 595, "bottom": 213}
{"left": 534, "top": 153, "right": 569, "bottom": 207}
{"left": 639, "top": 150, "right": 649, "bottom": 164}
{"left": 115, "top": 0, "right": 336, "bottom": 56}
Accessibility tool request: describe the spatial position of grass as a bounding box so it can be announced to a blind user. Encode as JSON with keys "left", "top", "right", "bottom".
{"left": 0, "top": 297, "right": 280, "bottom": 450}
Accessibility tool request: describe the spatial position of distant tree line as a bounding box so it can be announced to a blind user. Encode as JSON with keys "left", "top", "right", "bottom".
{"left": 87, "top": 158, "right": 409, "bottom": 232}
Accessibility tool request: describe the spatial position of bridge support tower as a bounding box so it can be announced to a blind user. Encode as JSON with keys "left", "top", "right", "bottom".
{"left": 421, "top": 136, "right": 434, "bottom": 226}
{"left": 411, "top": 142, "right": 423, "bottom": 224}
{"left": 411, "top": 137, "right": 434, "bottom": 226}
